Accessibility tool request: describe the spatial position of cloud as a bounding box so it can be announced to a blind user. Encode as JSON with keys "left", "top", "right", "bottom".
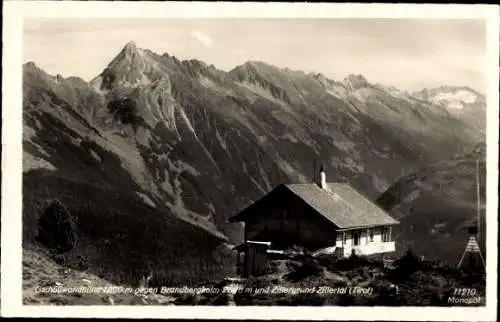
{"left": 190, "top": 30, "right": 214, "bottom": 47}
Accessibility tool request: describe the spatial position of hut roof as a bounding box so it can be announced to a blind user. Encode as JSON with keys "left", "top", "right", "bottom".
{"left": 229, "top": 183, "right": 399, "bottom": 229}
{"left": 234, "top": 240, "right": 271, "bottom": 251}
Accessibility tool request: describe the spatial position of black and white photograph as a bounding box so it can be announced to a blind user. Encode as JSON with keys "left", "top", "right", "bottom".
{"left": 1, "top": 1, "right": 498, "bottom": 320}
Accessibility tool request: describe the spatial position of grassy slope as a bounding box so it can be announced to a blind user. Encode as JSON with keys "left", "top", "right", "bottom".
{"left": 23, "top": 170, "right": 235, "bottom": 288}
{"left": 23, "top": 246, "right": 178, "bottom": 305}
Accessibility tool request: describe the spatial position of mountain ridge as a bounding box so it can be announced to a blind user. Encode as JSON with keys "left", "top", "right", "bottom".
{"left": 25, "top": 41, "right": 485, "bottom": 98}
{"left": 23, "top": 41, "right": 486, "bottom": 205}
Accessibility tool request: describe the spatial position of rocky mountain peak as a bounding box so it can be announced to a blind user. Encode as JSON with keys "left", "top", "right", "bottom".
{"left": 233, "top": 61, "right": 275, "bottom": 73}
{"left": 113, "top": 41, "right": 144, "bottom": 64}
{"left": 120, "top": 41, "right": 141, "bottom": 59}
{"left": 343, "top": 74, "right": 370, "bottom": 91}
{"left": 23, "top": 61, "right": 55, "bottom": 87}
{"left": 92, "top": 41, "right": 163, "bottom": 91}
{"left": 243, "top": 60, "right": 266, "bottom": 67}
{"left": 23, "top": 61, "right": 38, "bottom": 70}
{"left": 124, "top": 40, "right": 138, "bottom": 50}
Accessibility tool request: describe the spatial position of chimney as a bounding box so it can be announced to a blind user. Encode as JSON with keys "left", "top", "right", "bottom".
{"left": 318, "top": 164, "right": 327, "bottom": 189}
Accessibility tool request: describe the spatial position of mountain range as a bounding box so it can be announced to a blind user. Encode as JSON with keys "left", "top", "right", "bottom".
{"left": 22, "top": 41, "right": 486, "bottom": 286}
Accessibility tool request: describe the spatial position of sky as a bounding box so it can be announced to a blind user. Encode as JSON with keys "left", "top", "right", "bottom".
{"left": 23, "top": 18, "right": 486, "bottom": 93}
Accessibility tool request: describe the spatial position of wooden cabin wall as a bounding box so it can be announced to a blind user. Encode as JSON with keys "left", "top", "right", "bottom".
{"left": 242, "top": 245, "right": 268, "bottom": 277}
{"left": 244, "top": 195, "right": 337, "bottom": 249}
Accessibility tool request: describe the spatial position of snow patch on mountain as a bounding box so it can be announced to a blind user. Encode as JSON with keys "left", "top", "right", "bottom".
{"left": 432, "top": 90, "right": 478, "bottom": 104}
{"left": 413, "top": 87, "right": 483, "bottom": 111}
{"left": 418, "top": 90, "right": 479, "bottom": 110}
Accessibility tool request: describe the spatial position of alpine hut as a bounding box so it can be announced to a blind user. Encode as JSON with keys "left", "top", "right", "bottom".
{"left": 229, "top": 166, "right": 400, "bottom": 272}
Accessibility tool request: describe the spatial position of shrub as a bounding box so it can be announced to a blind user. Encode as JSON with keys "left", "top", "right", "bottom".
{"left": 283, "top": 255, "right": 323, "bottom": 282}
{"left": 393, "top": 247, "right": 421, "bottom": 274}
{"left": 329, "top": 254, "right": 372, "bottom": 272}
{"left": 267, "top": 260, "right": 281, "bottom": 275}
{"left": 36, "top": 199, "right": 77, "bottom": 253}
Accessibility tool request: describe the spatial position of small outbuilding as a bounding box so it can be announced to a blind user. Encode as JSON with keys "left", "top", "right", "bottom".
{"left": 234, "top": 240, "right": 271, "bottom": 277}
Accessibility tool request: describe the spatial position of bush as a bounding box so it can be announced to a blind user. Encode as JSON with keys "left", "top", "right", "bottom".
{"left": 327, "top": 254, "right": 372, "bottom": 272}
{"left": 36, "top": 199, "right": 77, "bottom": 253}
{"left": 283, "top": 255, "right": 323, "bottom": 282}
{"left": 393, "top": 247, "right": 421, "bottom": 274}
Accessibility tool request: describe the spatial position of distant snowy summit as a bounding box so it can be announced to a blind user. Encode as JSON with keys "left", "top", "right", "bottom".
{"left": 413, "top": 86, "right": 485, "bottom": 110}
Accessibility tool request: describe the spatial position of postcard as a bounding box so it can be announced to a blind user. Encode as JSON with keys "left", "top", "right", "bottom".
{"left": 1, "top": 1, "right": 498, "bottom": 321}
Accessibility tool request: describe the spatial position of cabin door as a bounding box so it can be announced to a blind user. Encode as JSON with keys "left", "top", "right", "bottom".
{"left": 352, "top": 231, "right": 361, "bottom": 246}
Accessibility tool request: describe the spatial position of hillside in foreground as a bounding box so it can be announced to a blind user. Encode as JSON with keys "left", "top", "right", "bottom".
{"left": 226, "top": 253, "right": 485, "bottom": 306}
{"left": 24, "top": 246, "right": 485, "bottom": 307}
{"left": 23, "top": 246, "right": 177, "bottom": 305}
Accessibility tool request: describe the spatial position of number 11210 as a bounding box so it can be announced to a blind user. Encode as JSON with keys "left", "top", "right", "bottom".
{"left": 453, "top": 288, "right": 477, "bottom": 296}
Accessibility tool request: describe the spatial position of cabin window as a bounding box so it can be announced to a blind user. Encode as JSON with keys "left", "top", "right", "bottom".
{"left": 382, "top": 227, "right": 390, "bottom": 242}
{"left": 369, "top": 229, "right": 374, "bottom": 242}
{"left": 352, "top": 231, "right": 360, "bottom": 246}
